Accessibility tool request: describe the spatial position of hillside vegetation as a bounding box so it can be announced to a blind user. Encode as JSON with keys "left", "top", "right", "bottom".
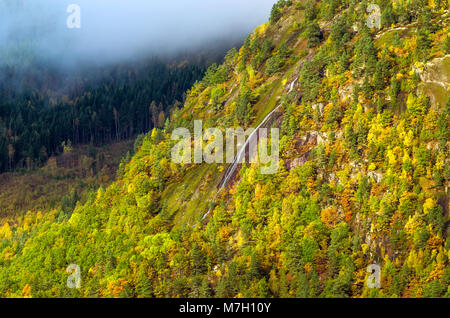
{"left": 0, "top": 139, "right": 134, "bottom": 217}
{"left": 0, "top": 0, "right": 449, "bottom": 298}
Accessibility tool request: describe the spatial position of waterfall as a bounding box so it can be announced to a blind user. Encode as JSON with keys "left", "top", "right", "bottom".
{"left": 200, "top": 104, "right": 281, "bottom": 221}
{"left": 217, "top": 78, "right": 297, "bottom": 192}
{"left": 217, "top": 104, "right": 281, "bottom": 190}
{"left": 200, "top": 79, "right": 297, "bottom": 221}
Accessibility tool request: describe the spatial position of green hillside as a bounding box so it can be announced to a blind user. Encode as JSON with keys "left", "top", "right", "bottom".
{"left": 0, "top": 0, "right": 449, "bottom": 298}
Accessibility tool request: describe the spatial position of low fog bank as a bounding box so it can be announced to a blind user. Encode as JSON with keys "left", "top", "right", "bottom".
{"left": 0, "top": 0, "right": 277, "bottom": 69}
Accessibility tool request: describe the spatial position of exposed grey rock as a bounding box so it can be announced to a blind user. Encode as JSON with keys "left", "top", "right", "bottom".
{"left": 368, "top": 171, "right": 383, "bottom": 183}
{"left": 312, "top": 103, "right": 324, "bottom": 115}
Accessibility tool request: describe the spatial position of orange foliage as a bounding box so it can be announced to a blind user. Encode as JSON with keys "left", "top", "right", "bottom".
{"left": 321, "top": 207, "right": 340, "bottom": 228}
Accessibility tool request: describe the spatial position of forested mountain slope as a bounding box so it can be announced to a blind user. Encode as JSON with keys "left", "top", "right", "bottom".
{"left": 0, "top": 139, "right": 134, "bottom": 217}
{"left": 0, "top": 0, "right": 449, "bottom": 298}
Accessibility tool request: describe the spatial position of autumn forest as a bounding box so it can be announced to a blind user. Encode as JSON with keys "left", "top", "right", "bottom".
{"left": 0, "top": 0, "right": 449, "bottom": 299}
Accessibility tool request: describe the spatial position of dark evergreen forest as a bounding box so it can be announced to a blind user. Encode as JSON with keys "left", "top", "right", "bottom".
{"left": 0, "top": 58, "right": 209, "bottom": 172}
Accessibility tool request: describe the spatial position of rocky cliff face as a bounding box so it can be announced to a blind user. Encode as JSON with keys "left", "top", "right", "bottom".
{"left": 418, "top": 54, "right": 450, "bottom": 107}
